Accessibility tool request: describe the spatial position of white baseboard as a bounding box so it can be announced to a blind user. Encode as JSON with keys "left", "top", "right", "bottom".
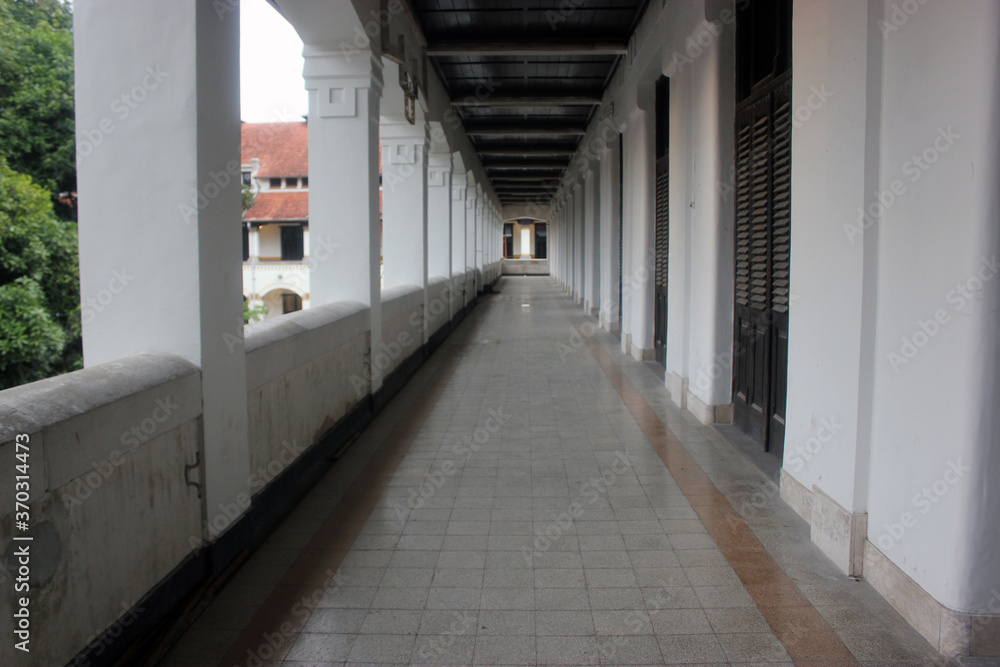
{"left": 684, "top": 390, "right": 732, "bottom": 425}
{"left": 864, "top": 541, "right": 1000, "bottom": 657}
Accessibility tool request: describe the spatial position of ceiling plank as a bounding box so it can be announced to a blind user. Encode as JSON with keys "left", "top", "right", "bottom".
{"left": 466, "top": 127, "right": 587, "bottom": 136}
{"left": 428, "top": 42, "right": 627, "bottom": 56}
{"left": 452, "top": 96, "right": 601, "bottom": 107}
{"left": 477, "top": 149, "right": 575, "bottom": 157}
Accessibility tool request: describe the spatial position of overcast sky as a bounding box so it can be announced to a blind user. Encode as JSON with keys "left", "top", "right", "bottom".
{"left": 240, "top": 0, "right": 307, "bottom": 123}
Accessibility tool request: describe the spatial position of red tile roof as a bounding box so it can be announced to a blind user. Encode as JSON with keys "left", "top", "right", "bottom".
{"left": 241, "top": 122, "right": 308, "bottom": 178}
{"left": 244, "top": 191, "right": 308, "bottom": 222}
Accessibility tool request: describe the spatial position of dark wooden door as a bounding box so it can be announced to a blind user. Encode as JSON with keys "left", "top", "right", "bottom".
{"left": 732, "top": 0, "right": 792, "bottom": 456}
{"left": 733, "top": 77, "right": 791, "bottom": 456}
{"left": 653, "top": 77, "right": 669, "bottom": 366}
{"left": 617, "top": 133, "right": 624, "bottom": 336}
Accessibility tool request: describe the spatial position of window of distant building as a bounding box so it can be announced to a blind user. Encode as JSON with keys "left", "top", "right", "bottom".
{"left": 269, "top": 177, "right": 282, "bottom": 189}
{"left": 286, "top": 177, "right": 298, "bottom": 188}
{"left": 242, "top": 225, "right": 250, "bottom": 261}
{"left": 301, "top": 177, "right": 308, "bottom": 187}
{"left": 242, "top": 171, "right": 252, "bottom": 186}
{"left": 282, "top": 292, "right": 302, "bottom": 314}
{"left": 280, "top": 224, "right": 304, "bottom": 261}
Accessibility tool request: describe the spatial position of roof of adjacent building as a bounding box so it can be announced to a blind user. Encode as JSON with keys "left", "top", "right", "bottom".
{"left": 244, "top": 191, "right": 308, "bottom": 222}
{"left": 241, "top": 122, "right": 308, "bottom": 178}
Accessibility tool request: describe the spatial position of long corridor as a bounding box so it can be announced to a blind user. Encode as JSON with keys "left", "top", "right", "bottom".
{"left": 159, "top": 277, "right": 943, "bottom": 667}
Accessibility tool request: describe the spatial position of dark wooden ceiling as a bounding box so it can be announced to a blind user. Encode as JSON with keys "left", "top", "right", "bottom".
{"left": 409, "top": 0, "right": 649, "bottom": 205}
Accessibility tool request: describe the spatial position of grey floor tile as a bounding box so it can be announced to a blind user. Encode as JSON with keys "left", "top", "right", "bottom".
{"left": 474, "top": 634, "right": 535, "bottom": 665}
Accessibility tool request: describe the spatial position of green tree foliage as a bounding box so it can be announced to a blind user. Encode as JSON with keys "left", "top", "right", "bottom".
{"left": 0, "top": 158, "right": 81, "bottom": 389}
{"left": 243, "top": 299, "right": 268, "bottom": 324}
{"left": 0, "top": 0, "right": 76, "bottom": 201}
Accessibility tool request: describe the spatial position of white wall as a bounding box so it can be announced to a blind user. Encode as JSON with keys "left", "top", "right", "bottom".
{"left": 777, "top": 0, "right": 881, "bottom": 574}
{"left": 867, "top": 0, "right": 1000, "bottom": 613}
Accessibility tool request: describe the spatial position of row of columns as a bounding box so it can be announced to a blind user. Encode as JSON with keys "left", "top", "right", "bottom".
{"left": 549, "top": 115, "right": 655, "bottom": 363}
{"left": 73, "top": 2, "right": 501, "bottom": 533}
{"left": 551, "top": 163, "right": 606, "bottom": 319}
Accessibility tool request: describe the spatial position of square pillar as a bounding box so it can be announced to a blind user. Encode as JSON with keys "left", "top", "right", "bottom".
{"left": 302, "top": 47, "right": 383, "bottom": 386}
{"left": 427, "top": 151, "right": 452, "bottom": 322}
{"left": 451, "top": 167, "right": 467, "bottom": 310}
{"left": 475, "top": 183, "right": 484, "bottom": 292}
{"left": 622, "top": 107, "right": 655, "bottom": 359}
{"left": 381, "top": 122, "right": 429, "bottom": 291}
{"left": 573, "top": 182, "right": 585, "bottom": 304}
{"left": 599, "top": 139, "right": 622, "bottom": 331}
{"left": 75, "top": 0, "right": 248, "bottom": 524}
{"left": 584, "top": 166, "right": 601, "bottom": 314}
{"left": 466, "top": 176, "right": 478, "bottom": 301}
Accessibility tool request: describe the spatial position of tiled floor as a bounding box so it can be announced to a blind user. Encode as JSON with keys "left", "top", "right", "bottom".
{"left": 159, "top": 277, "right": 949, "bottom": 666}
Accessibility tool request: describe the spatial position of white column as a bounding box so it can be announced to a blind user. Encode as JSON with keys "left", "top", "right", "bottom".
{"left": 623, "top": 106, "right": 655, "bottom": 360}
{"left": 566, "top": 196, "right": 573, "bottom": 292}
{"left": 475, "top": 184, "right": 485, "bottom": 292}
{"left": 584, "top": 165, "right": 601, "bottom": 314}
{"left": 574, "top": 183, "right": 585, "bottom": 303}
{"left": 599, "top": 139, "right": 621, "bottom": 331}
{"left": 381, "top": 121, "right": 429, "bottom": 291}
{"left": 451, "top": 165, "right": 467, "bottom": 310}
{"left": 466, "top": 175, "right": 477, "bottom": 301}
{"left": 75, "top": 0, "right": 248, "bottom": 523}
{"left": 302, "top": 47, "right": 383, "bottom": 385}
{"left": 427, "top": 152, "right": 452, "bottom": 281}
{"left": 427, "top": 151, "right": 452, "bottom": 327}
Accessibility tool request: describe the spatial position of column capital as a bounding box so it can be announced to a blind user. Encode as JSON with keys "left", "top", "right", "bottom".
{"left": 428, "top": 158, "right": 452, "bottom": 188}
{"left": 381, "top": 121, "right": 429, "bottom": 166}
{"left": 303, "top": 48, "right": 383, "bottom": 118}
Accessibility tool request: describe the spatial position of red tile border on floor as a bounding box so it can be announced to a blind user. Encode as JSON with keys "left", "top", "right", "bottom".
{"left": 560, "top": 301, "right": 859, "bottom": 666}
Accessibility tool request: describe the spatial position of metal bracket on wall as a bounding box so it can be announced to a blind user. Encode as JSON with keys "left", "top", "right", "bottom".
{"left": 184, "top": 451, "right": 202, "bottom": 499}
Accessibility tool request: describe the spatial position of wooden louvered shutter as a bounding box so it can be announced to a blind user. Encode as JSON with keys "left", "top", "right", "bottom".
{"left": 732, "top": 0, "right": 792, "bottom": 456}
{"left": 653, "top": 76, "right": 669, "bottom": 365}
{"left": 617, "top": 132, "right": 624, "bottom": 334}
{"left": 768, "top": 78, "right": 792, "bottom": 452}
{"left": 732, "top": 71, "right": 792, "bottom": 454}
{"left": 654, "top": 164, "right": 669, "bottom": 288}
